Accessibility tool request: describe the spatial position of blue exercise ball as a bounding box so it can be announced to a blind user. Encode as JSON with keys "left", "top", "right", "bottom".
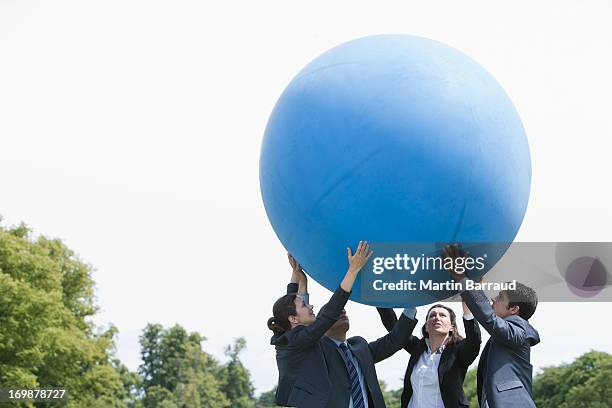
{"left": 260, "top": 35, "right": 531, "bottom": 306}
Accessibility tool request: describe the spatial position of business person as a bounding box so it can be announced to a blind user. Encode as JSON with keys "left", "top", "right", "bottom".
{"left": 443, "top": 244, "right": 540, "bottom": 408}
{"left": 268, "top": 241, "right": 415, "bottom": 407}
{"left": 378, "top": 300, "right": 481, "bottom": 408}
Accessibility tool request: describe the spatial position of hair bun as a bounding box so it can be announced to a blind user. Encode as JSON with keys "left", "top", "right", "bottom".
{"left": 267, "top": 317, "right": 277, "bottom": 331}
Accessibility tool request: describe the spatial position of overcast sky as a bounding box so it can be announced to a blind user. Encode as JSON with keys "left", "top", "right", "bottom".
{"left": 1, "top": 0, "right": 611, "bottom": 394}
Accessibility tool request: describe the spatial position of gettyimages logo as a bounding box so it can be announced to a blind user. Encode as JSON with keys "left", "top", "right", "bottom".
{"left": 359, "top": 242, "right": 612, "bottom": 305}
{"left": 371, "top": 253, "right": 487, "bottom": 275}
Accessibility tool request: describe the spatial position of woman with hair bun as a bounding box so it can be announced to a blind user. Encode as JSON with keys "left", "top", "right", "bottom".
{"left": 268, "top": 241, "right": 372, "bottom": 407}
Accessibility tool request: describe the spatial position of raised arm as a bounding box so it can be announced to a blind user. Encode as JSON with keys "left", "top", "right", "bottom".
{"left": 376, "top": 307, "right": 398, "bottom": 332}
{"left": 290, "top": 241, "right": 373, "bottom": 348}
{"left": 462, "top": 301, "right": 471, "bottom": 317}
{"left": 340, "top": 241, "right": 372, "bottom": 292}
{"left": 376, "top": 307, "right": 421, "bottom": 353}
{"left": 369, "top": 308, "right": 420, "bottom": 362}
{"left": 460, "top": 289, "right": 526, "bottom": 349}
{"left": 288, "top": 254, "right": 308, "bottom": 305}
{"left": 456, "top": 304, "right": 482, "bottom": 367}
{"left": 443, "top": 244, "right": 526, "bottom": 349}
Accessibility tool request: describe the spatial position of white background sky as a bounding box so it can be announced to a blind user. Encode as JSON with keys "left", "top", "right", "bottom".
{"left": 1, "top": 0, "right": 611, "bottom": 395}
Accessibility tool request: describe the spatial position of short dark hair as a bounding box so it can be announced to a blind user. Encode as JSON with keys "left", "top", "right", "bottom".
{"left": 504, "top": 282, "right": 538, "bottom": 320}
{"left": 421, "top": 304, "right": 464, "bottom": 345}
{"left": 267, "top": 294, "right": 297, "bottom": 336}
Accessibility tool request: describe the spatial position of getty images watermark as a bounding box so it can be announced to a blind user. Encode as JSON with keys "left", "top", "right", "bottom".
{"left": 370, "top": 251, "right": 516, "bottom": 292}
{"left": 358, "top": 242, "right": 612, "bottom": 305}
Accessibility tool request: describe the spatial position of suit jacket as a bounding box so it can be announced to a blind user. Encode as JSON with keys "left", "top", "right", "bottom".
{"left": 272, "top": 287, "right": 416, "bottom": 407}
{"left": 378, "top": 308, "right": 481, "bottom": 408}
{"left": 461, "top": 289, "right": 540, "bottom": 408}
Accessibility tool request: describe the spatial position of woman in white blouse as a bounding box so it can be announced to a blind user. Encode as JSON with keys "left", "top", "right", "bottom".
{"left": 377, "top": 302, "right": 481, "bottom": 408}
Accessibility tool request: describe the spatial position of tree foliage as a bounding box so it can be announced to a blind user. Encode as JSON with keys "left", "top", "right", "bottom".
{"left": 0, "top": 222, "right": 127, "bottom": 407}
{"left": 138, "top": 324, "right": 239, "bottom": 408}
{"left": 534, "top": 350, "right": 612, "bottom": 408}
{"left": 3, "top": 219, "right": 611, "bottom": 408}
{"left": 220, "top": 337, "right": 255, "bottom": 408}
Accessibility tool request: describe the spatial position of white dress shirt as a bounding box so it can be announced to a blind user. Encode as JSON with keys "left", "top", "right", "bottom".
{"left": 408, "top": 338, "right": 446, "bottom": 408}
{"left": 408, "top": 312, "right": 474, "bottom": 408}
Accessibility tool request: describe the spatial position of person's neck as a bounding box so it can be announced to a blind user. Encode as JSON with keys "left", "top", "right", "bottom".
{"left": 325, "top": 329, "right": 347, "bottom": 343}
{"left": 428, "top": 333, "right": 449, "bottom": 352}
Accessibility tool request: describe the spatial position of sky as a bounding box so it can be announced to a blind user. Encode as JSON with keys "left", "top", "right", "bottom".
{"left": 1, "top": 0, "right": 611, "bottom": 394}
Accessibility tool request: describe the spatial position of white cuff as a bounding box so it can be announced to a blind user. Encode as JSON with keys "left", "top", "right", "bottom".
{"left": 463, "top": 313, "right": 474, "bottom": 320}
{"left": 402, "top": 307, "right": 417, "bottom": 319}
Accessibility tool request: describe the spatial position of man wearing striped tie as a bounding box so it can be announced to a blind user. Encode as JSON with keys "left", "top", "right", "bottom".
{"left": 321, "top": 307, "right": 417, "bottom": 408}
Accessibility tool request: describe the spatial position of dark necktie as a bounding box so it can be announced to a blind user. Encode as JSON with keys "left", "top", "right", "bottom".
{"left": 339, "top": 343, "right": 365, "bottom": 408}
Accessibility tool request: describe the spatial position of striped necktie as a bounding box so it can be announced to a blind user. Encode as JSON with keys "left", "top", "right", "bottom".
{"left": 339, "top": 343, "right": 366, "bottom": 408}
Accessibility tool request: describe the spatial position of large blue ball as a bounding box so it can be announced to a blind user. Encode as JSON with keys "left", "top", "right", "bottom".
{"left": 260, "top": 35, "right": 531, "bottom": 306}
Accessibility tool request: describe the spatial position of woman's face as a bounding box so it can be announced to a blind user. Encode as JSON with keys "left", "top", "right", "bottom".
{"left": 290, "top": 296, "right": 315, "bottom": 326}
{"left": 425, "top": 307, "right": 453, "bottom": 336}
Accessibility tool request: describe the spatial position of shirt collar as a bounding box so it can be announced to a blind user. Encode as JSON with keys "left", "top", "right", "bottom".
{"left": 329, "top": 337, "right": 346, "bottom": 347}
{"left": 425, "top": 338, "right": 446, "bottom": 354}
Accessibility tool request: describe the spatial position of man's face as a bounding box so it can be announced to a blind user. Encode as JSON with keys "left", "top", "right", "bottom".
{"left": 491, "top": 291, "right": 516, "bottom": 318}
{"left": 329, "top": 309, "right": 350, "bottom": 333}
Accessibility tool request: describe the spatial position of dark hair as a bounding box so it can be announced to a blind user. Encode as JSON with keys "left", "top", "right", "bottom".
{"left": 504, "top": 282, "right": 538, "bottom": 320}
{"left": 421, "top": 304, "right": 464, "bottom": 346}
{"left": 267, "top": 294, "right": 297, "bottom": 337}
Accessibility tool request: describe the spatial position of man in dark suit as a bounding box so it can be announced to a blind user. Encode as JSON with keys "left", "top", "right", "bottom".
{"left": 461, "top": 284, "right": 539, "bottom": 408}
{"left": 275, "top": 266, "right": 416, "bottom": 407}
{"left": 320, "top": 307, "right": 417, "bottom": 408}
{"left": 444, "top": 245, "right": 540, "bottom": 408}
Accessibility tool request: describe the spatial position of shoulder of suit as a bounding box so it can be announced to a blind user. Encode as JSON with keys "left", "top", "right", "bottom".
{"left": 505, "top": 314, "right": 529, "bottom": 327}
{"left": 271, "top": 325, "right": 308, "bottom": 346}
{"left": 347, "top": 335, "right": 368, "bottom": 345}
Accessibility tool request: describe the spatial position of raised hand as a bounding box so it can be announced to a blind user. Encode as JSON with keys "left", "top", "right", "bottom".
{"left": 288, "top": 253, "right": 308, "bottom": 293}
{"left": 347, "top": 240, "right": 374, "bottom": 274}
{"left": 288, "top": 253, "right": 301, "bottom": 271}
{"left": 341, "top": 240, "right": 373, "bottom": 292}
{"left": 442, "top": 243, "right": 468, "bottom": 281}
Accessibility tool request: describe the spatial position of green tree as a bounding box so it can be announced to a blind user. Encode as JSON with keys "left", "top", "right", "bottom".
{"left": 563, "top": 357, "right": 612, "bottom": 408}
{"left": 220, "top": 337, "right": 255, "bottom": 408}
{"left": 534, "top": 350, "right": 612, "bottom": 408}
{"left": 379, "top": 380, "right": 402, "bottom": 408}
{"left": 113, "top": 358, "right": 143, "bottom": 407}
{"left": 138, "top": 324, "right": 229, "bottom": 408}
{"left": 463, "top": 367, "right": 479, "bottom": 408}
{"left": 0, "top": 221, "right": 129, "bottom": 407}
{"left": 255, "top": 386, "right": 277, "bottom": 407}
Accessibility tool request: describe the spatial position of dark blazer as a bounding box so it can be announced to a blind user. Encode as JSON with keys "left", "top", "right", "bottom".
{"left": 378, "top": 307, "right": 481, "bottom": 408}
{"left": 271, "top": 286, "right": 416, "bottom": 407}
{"left": 461, "top": 289, "right": 540, "bottom": 408}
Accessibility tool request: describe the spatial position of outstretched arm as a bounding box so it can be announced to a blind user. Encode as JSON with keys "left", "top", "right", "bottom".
{"left": 443, "top": 244, "right": 526, "bottom": 349}
{"left": 340, "top": 241, "right": 373, "bottom": 292}
{"left": 290, "top": 241, "right": 373, "bottom": 349}
{"left": 377, "top": 307, "right": 398, "bottom": 332}
{"left": 456, "top": 306, "right": 481, "bottom": 367}
{"left": 460, "top": 289, "right": 526, "bottom": 349}
{"left": 369, "top": 309, "right": 419, "bottom": 362}
{"left": 288, "top": 254, "right": 309, "bottom": 304}
{"left": 376, "top": 307, "right": 421, "bottom": 353}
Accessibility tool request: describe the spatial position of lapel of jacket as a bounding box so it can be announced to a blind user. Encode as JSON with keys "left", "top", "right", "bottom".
{"left": 477, "top": 338, "right": 491, "bottom": 396}
{"left": 437, "top": 343, "right": 455, "bottom": 387}
{"left": 348, "top": 340, "right": 368, "bottom": 374}
{"left": 406, "top": 339, "right": 428, "bottom": 385}
{"left": 323, "top": 336, "right": 351, "bottom": 370}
